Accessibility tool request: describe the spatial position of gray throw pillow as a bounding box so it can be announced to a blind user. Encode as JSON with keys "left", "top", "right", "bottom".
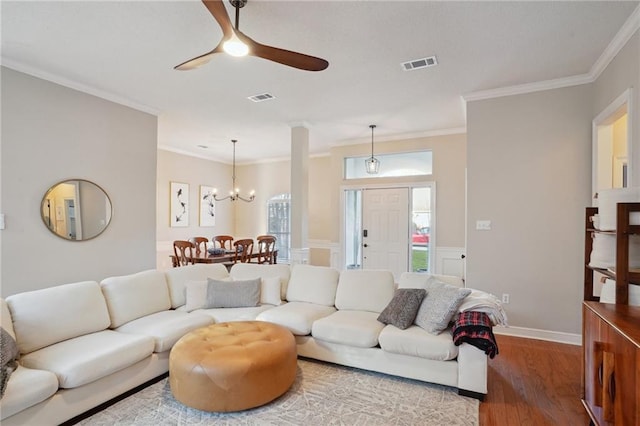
{"left": 415, "top": 283, "right": 472, "bottom": 334}
{"left": 377, "top": 288, "right": 427, "bottom": 330}
{"left": 206, "top": 278, "right": 261, "bottom": 308}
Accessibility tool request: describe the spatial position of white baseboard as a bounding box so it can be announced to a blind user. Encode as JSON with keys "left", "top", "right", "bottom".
{"left": 493, "top": 325, "right": 581, "bottom": 346}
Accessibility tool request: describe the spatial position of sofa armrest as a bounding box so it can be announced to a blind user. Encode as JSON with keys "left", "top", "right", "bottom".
{"left": 456, "top": 342, "right": 488, "bottom": 399}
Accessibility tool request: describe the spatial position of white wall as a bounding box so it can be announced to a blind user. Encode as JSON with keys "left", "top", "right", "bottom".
{"left": 0, "top": 68, "right": 158, "bottom": 296}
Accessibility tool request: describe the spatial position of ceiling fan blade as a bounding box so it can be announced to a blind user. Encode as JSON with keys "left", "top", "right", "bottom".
{"left": 201, "top": 0, "right": 234, "bottom": 38}
{"left": 238, "top": 31, "right": 329, "bottom": 72}
{"left": 174, "top": 43, "right": 224, "bottom": 70}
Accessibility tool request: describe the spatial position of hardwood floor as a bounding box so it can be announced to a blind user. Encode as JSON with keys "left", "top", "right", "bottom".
{"left": 479, "top": 334, "right": 591, "bottom": 426}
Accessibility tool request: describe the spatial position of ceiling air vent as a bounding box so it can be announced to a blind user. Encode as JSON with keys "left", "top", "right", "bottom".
{"left": 401, "top": 56, "right": 438, "bottom": 71}
{"left": 248, "top": 93, "right": 276, "bottom": 103}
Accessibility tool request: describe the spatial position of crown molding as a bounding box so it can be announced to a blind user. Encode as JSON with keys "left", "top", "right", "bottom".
{"left": 288, "top": 121, "right": 313, "bottom": 129}
{"left": 462, "top": 73, "right": 593, "bottom": 102}
{"left": 1, "top": 58, "right": 160, "bottom": 116}
{"left": 590, "top": 3, "right": 640, "bottom": 80}
{"left": 332, "top": 127, "right": 467, "bottom": 147}
{"left": 463, "top": 3, "right": 640, "bottom": 104}
{"left": 158, "top": 145, "right": 225, "bottom": 163}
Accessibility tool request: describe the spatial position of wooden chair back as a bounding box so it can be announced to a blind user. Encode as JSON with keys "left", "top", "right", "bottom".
{"left": 173, "top": 240, "right": 195, "bottom": 267}
{"left": 255, "top": 235, "right": 277, "bottom": 264}
{"left": 191, "top": 237, "right": 209, "bottom": 255}
{"left": 233, "top": 238, "right": 254, "bottom": 263}
{"left": 213, "top": 235, "right": 234, "bottom": 250}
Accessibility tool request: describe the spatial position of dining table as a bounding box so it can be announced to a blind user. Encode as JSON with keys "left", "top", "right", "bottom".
{"left": 170, "top": 249, "right": 278, "bottom": 268}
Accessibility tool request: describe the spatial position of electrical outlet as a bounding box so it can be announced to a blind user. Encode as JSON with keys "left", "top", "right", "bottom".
{"left": 502, "top": 293, "right": 510, "bottom": 304}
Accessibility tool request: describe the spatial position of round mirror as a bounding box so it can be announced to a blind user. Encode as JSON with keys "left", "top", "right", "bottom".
{"left": 41, "top": 179, "right": 112, "bottom": 241}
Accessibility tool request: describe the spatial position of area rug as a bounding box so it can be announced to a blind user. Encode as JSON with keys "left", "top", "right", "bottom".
{"left": 78, "top": 359, "right": 478, "bottom": 425}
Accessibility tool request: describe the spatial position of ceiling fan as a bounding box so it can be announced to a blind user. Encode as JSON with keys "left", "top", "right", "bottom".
{"left": 175, "top": 0, "right": 329, "bottom": 72}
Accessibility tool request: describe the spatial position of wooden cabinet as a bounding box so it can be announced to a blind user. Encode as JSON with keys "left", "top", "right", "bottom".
{"left": 583, "top": 203, "right": 640, "bottom": 424}
{"left": 582, "top": 302, "right": 640, "bottom": 425}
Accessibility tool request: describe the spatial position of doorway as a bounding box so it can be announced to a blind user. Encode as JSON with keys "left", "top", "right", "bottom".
{"left": 343, "top": 184, "right": 434, "bottom": 280}
{"left": 593, "top": 88, "right": 633, "bottom": 199}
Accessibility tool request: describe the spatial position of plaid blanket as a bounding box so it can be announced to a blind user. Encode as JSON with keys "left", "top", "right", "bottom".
{"left": 452, "top": 311, "right": 499, "bottom": 359}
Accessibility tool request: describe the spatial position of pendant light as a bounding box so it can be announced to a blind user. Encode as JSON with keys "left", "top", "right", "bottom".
{"left": 213, "top": 139, "right": 255, "bottom": 202}
{"left": 365, "top": 124, "right": 380, "bottom": 174}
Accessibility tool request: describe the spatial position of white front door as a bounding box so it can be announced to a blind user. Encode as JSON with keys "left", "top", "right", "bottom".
{"left": 362, "top": 188, "right": 409, "bottom": 279}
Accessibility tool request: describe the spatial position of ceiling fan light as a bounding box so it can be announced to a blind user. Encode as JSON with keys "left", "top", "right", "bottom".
{"left": 223, "top": 33, "right": 249, "bottom": 57}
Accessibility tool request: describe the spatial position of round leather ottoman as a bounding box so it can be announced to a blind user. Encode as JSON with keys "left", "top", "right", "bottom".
{"left": 169, "top": 321, "right": 297, "bottom": 412}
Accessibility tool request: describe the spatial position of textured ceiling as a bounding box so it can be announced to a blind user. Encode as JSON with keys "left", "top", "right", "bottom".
{"left": 2, "top": 1, "right": 638, "bottom": 163}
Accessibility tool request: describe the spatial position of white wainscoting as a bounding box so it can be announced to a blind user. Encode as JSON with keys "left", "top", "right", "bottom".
{"left": 156, "top": 240, "right": 174, "bottom": 271}
{"left": 434, "top": 247, "right": 465, "bottom": 278}
{"left": 290, "top": 248, "right": 310, "bottom": 265}
{"left": 308, "top": 239, "right": 340, "bottom": 268}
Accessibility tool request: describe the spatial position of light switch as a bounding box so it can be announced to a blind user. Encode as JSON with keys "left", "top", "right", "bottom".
{"left": 476, "top": 220, "right": 491, "bottom": 230}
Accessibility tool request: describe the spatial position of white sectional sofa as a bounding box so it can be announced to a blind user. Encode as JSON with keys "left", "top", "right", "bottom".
{"left": 1, "top": 263, "right": 501, "bottom": 425}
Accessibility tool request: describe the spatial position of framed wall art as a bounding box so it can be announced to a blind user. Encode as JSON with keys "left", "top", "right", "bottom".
{"left": 199, "top": 185, "right": 216, "bottom": 227}
{"left": 170, "top": 181, "right": 189, "bottom": 227}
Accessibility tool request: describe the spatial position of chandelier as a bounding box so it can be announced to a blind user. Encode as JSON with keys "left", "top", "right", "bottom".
{"left": 213, "top": 139, "right": 255, "bottom": 202}
{"left": 365, "top": 124, "right": 380, "bottom": 174}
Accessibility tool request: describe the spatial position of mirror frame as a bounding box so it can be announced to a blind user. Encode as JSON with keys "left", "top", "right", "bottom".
{"left": 41, "top": 179, "right": 113, "bottom": 241}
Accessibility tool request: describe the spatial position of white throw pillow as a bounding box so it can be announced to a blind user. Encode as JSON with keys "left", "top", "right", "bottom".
{"left": 183, "top": 280, "right": 208, "bottom": 312}
{"left": 261, "top": 276, "right": 283, "bottom": 306}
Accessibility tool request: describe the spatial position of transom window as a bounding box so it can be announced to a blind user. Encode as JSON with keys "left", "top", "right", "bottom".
{"left": 344, "top": 150, "right": 432, "bottom": 179}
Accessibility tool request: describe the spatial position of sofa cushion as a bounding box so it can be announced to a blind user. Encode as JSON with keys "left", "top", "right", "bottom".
{"left": 378, "top": 325, "right": 459, "bottom": 361}
{"left": 0, "top": 365, "right": 58, "bottom": 420}
{"left": 114, "top": 310, "right": 213, "bottom": 353}
{"left": 230, "top": 263, "right": 291, "bottom": 300}
{"left": 286, "top": 265, "right": 339, "bottom": 306}
{"left": 6, "top": 281, "right": 110, "bottom": 354}
{"left": 19, "top": 330, "right": 154, "bottom": 389}
{"left": 192, "top": 305, "right": 275, "bottom": 323}
{"left": 415, "top": 283, "right": 472, "bottom": 334}
{"left": 257, "top": 302, "right": 336, "bottom": 335}
{"left": 377, "top": 288, "right": 426, "bottom": 330}
{"left": 164, "top": 264, "right": 230, "bottom": 308}
{"left": 100, "top": 270, "right": 171, "bottom": 328}
{"left": 334, "top": 270, "right": 395, "bottom": 313}
{"left": 311, "top": 310, "right": 385, "bottom": 348}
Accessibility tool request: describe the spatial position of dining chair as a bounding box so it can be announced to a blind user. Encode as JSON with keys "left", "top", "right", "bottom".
{"left": 191, "top": 236, "right": 209, "bottom": 255}
{"left": 213, "top": 235, "right": 234, "bottom": 251}
{"left": 173, "top": 240, "right": 195, "bottom": 267}
{"left": 232, "top": 238, "right": 254, "bottom": 264}
{"left": 254, "top": 235, "right": 277, "bottom": 264}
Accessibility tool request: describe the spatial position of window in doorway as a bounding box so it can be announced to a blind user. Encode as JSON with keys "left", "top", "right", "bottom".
{"left": 411, "top": 187, "right": 431, "bottom": 272}
{"left": 267, "top": 193, "right": 291, "bottom": 262}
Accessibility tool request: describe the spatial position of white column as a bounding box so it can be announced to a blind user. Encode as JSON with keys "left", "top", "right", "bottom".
{"left": 290, "top": 124, "right": 309, "bottom": 265}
